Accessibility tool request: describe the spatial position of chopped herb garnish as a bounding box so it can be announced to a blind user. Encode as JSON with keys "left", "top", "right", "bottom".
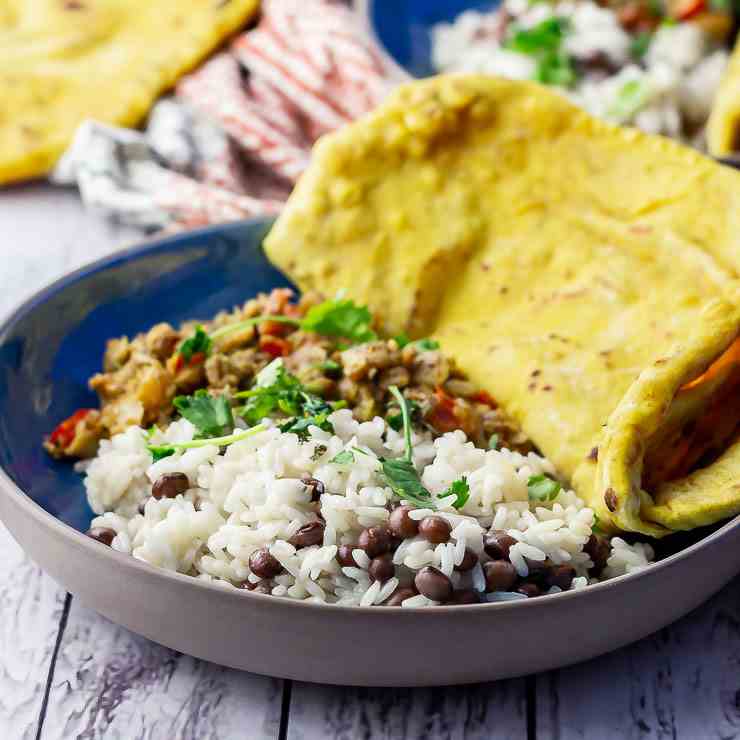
{"left": 146, "top": 424, "right": 266, "bottom": 459}
{"left": 415, "top": 338, "right": 440, "bottom": 351}
{"left": 207, "top": 296, "right": 377, "bottom": 349}
{"left": 178, "top": 325, "right": 213, "bottom": 364}
{"left": 393, "top": 332, "right": 411, "bottom": 348}
{"left": 300, "top": 298, "right": 377, "bottom": 344}
{"left": 173, "top": 390, "right": 234, "bottom": 439}
{"left": 319, "top": 359, "right": 343, "bottom": 377}
{"left": 443, "top": 477, "right": 470, "bottom": 509}
{"left": 235, "top": 359, "right": 344, "bottom": 440}
{"left": 149, "top": 446, "right": 176, "bottom": 462}
{"left": 330, "top": 450, "right": 355, "bottom": 465}
{"left": 630, "top": 31, "right": 652, "bottom": 60}
{"left": 504, "top": 17, "right": 577, "bottom": 89}
{"left": 527, "top": 474, "right": 562, "bottom": 502}
{"left": 488, "top": 433, "right": 500, "bottom": 450}
{"left": 607, "top": 78, "right": 651, "bottom": 123}
{"left": 387, "top": 398, "right": 420, "bottom": 432}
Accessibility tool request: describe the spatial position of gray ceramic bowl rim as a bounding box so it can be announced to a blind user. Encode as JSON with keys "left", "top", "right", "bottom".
{"left": 1, "top": 221, "right": 739, "bottom": 617}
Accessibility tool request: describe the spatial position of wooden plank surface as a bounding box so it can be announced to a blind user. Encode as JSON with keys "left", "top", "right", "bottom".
{"left": 536, "top": 575, "right": 740, "bottom": 740}
{"left": 286, "top": 680, "right": 529, "bottom": 740}
{"left": 0, "top": 523, "right": 68, "bottom": 740}
{"left": 41, "top": 599, "right": 284, "bottom": 740}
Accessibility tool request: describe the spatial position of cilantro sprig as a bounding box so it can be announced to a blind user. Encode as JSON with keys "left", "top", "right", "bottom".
{"left": 234, "top": 359, "right": 345, "bottom": 440}
{"left": 212, "top": 297, "right": 374, "bottom": 344}
{"left": 173, "top": 390, "right": 234, "bottom": 439}
{"left": 380, "top": 386, "right": 469, "bottom": 510}
{"left": 504, "top": 17, "right": 577, "bottom": 89}
{"left": 147, "top": 424, "right": 267, "bottom": 461}
{"left": 178, "top": 326, "right": 213, "bottom": 364}
{"left": 527, "top": 474, "right": 562, "bottom": 502}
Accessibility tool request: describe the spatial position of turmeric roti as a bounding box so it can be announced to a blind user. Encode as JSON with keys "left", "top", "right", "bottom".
{"left": 0, "top": 0, "right": 259, "bottom": 184}
{"left": 265, "top": 75, "right": 740, "bottom": 536}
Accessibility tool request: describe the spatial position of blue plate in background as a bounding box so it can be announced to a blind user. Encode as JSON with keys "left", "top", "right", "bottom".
{"left": 361, "top": 0, "right": 497, "bottom": 78}
{"left": 0, "top": 218, "right": 282, "bottom": 532}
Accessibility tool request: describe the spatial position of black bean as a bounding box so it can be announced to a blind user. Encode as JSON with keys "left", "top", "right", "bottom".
{"left": 86, "top": 527, "right": 116, "bottom": 546}
{"left": 388, "top": 505, "right": 419, "bottom": 539}
{"left": 301, "top": 475, "right": 325, "bottom": 502}
{"left": 249, "top": 548, "right": 282, "bottom": 579}
{"left": 336, "top": 544, "right": 356, "bottom": 567}
{"left": 547, "top": 564, "right": 576, "bottom": 591}
{"left": 483, "top": 560, "right": 517, "bottom": 592}
{"left": 288, "top": 521, "right": 325, "bottom": 549}
{"left": 517, "top": 583, "right": 541, "bottom": 598}
{"left": 414, "top": 566, "right": 453, "bottom": 601}
{"left": 152, "top": 472, "right": 190, "bottom": 500}
{"left": 358, "top": 526, "right": 392, "bottom": 558}
{"left": 584, "top": 534, "right": 610, "bottom": 575}
{"left": 418, "top": 516, "right": 451, "bottom": 544}
{"left": 382, "top": 586, "right": 418, "bottom": 606}
{"left": 368, "top": 554, "right": 395, "bottom": 583}
{"left": 454, "top": 549, "right": 478, "bottom": 572}
{"left": 447, "top": 589, "right": 479, "bottom": 605}
{"left": 483, "top": 530, "right": 517, "bottom": 560}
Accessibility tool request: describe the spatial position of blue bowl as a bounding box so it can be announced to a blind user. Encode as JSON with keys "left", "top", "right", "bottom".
{"left": 2, "top": 218, "right": 740, "bottom": 684}
{"left": 0, "top": 218, "right": 282, "bottom": 533}
{"left": 362, "top": 0, "right": 497, "bottom": 78}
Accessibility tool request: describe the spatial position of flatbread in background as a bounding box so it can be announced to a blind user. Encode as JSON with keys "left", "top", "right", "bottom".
{"left": 0, "top": 0, "right": 259, "bottom": 184}
{"left": 265, "top": 74, "right": 740, "bottom": 536}
{"left": 708, "top": 41, "right": 740, "bottom": 156}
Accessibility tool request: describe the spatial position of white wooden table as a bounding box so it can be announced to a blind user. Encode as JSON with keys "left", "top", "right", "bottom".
{"left": 2, "top": 183, "right": 740, "bottom": 740}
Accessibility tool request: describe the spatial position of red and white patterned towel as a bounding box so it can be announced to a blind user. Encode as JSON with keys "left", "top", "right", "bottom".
{"left": 54, "top": 0, "right": 397, "bottom": 232}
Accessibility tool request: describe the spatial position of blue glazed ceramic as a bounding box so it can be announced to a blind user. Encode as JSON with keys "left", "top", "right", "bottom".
{"left": 0, "top": 218, "right": 282, "bottom": 533}
{"left": 363, "top": 0, "right": 497, "bottom": 77}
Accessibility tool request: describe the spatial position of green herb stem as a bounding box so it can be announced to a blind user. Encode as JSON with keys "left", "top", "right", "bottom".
{"left": 147, "top": 424, "right": 266, "bottom": 454}
{"left": 388, "top": 385, "right": 413, "bottom": 462}
{"left": 209, "top": 315, "right": 299, "bottom": 341}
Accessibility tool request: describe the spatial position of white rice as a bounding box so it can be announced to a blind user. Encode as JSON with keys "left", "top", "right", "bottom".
{"left": 84, "top": 409, "right": 654, "bottom": 606}
{"left": 431, "top": 1, "right": 729, "bottom": 142}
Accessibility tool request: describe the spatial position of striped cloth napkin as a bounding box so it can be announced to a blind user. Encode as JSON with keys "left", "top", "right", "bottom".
{"left": 54, "top": 0, "right": 396, "bottom": 232}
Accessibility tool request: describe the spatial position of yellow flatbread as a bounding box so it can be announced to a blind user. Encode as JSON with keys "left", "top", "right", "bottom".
{"left": 265, "top": 75, "right": 740, "bottom": 536}
{"left": 708, "top": 40, "right": 740, "bottom": 156}
{"left": 0, "top": 0, "right": 259, "bottom": 184}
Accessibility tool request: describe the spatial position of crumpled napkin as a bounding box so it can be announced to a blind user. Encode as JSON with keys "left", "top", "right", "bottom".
{"left": 54, "top": 0, "right": 395, "bottom": 232}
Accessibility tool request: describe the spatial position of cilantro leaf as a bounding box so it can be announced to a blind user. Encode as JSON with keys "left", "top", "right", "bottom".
{"left": 381, "top": 457, "right": 434, "bottom": 507}
{"left": 444, "top": 477, "right": 470, "bottom": 510}
{"left": 527, "top": 474, "right": 562, "bottom": 501}
{"left": 387, "top": 398, "right": 420, "bottom": 432}
{"left": 607, "top": 78, "right": 651, "bottom": 123}
{"left": 380, "top": 386, "right": 435, "bottom": 508}
{"left": 149, "top": 446, "right": 176, "bottom": 462}
{"left": 173, "top": 390, "right": 234, "bottom": 439}
{"left": 505, "top": 17, "right": 569, "bottom": 54}
{"left": 330, "top": 450, "right": 355, "bottom": 465}
{"left": 415, "top": 338, "right": 440, "bottom": 351}
{"left": 488, "top": 433, "right": 500, "bottom": 450}
{"left": 301, "top": 298, "right": 377, "bottom": 343}
{"left": 178, "top": 325, "right": 213, "bottom": 363}
{"left": 504, "top": 18, "right": 577, "bottom": 89}
{"left": 393, "top": 332, "right": 411, "bottom": 348}
{"left": 630, "top": 31, "right": 652, "bottom": 60}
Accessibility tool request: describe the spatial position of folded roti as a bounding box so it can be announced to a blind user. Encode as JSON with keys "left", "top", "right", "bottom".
{"left": 266, "top": 75, "right": 740, "bottom": 536}
{"left": 708, "top": 41, "right": 740, "bottom": 157}
{"left": 0, "top": 0, "right": 259, "bottom": 184}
